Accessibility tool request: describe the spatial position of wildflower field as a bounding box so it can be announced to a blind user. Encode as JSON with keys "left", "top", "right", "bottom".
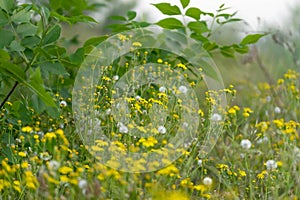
{"left": 0, "top": 0, "right": 299, "bottom": 199}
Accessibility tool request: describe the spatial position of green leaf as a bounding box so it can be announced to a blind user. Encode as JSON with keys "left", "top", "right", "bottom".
{"left": 42, "top": 24, "right": 61, "bottom": 45}
{"left": 21, "top": 36, "right": 40, "bottom": 48}
{"left": 152, "top": 3, "right": 181, "bottom": 15}
{"left": 107, "top": 23, "right": 131, "bottom": 33}
{"left": 217, "top": 18, "right": 242, "bottom": 25}
{"left": 240, "top": 34, "right": 266, "bottom": 45}
{"left": 0, "top": 61, "right": 26, "bottom": 83}
{"left": 190, "top": 33, "right": 209, "bottom": 42}
{"left": 9, "top": 40, "right": 25, "bottom": 52}
{"left": 69, "top": 15, "right": 97, "bottom": 23}
{"left": 0, "top": 29, "right": 14, "bottom": 48}
{"left": 220, "top": 46, "right": 235, "bottom": 57}
{"left": 131, "top": 21, "right": 151, "bottom": 28}
{"left": 11, "top": 6, "right": 32, "bottom": 23}
{"left": 188, "top": 21, "right": 209, "bottom": 34}
{"left": 40, "top": 62, "right": 69, "bottom": 78}
{"left": 70, "top": 47, "right": 85, "bottom": 65}
{"left": 27, "top": 67, "right": 56, "bottom": 107}
{"left": 0, "top": 50, "right": 10, "bottom": 61}
{"left": 203, "top": 41, "right": 219, "bottom": 51}
{"left": 0, "top": 0, "right": 15, "bottom": 12}
{"left": 84, "top": 36, "right": 108, "bottom": 48}
{"left": 156, "top": 18, "right": 184, "bottom": 29}
{"left": 16, "top": 23, "right": 38, "bottom": 37}
{"left": 109, "top": 15, "right": 127, "bottom": 21}
{"left": 12, "top": 100, "right": 20, "bottom": 112}
{"left": 127, "top": 11, "right": 136, "bottom": 21}
{"left": 185, "top": 7, "right": 202, "bottom": 20}
{"left": 233, "top": 44, "right": 249, "bottom": 54}
{"left": 180, "top": 0, "right": 190, "bottom": 9}
{"left": 0, "top": 9, "right": 8, "bottom": 26}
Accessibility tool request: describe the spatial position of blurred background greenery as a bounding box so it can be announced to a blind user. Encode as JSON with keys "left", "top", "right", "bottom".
{"left": 22, "top": 0, "right": 300, "bottom": 106}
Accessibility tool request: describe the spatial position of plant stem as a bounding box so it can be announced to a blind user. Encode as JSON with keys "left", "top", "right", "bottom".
{"left": 253, "top": 46, "right": 284, "bottom": 107}
{"left": 0, "top": 82, "right": 19, "bottom": 109}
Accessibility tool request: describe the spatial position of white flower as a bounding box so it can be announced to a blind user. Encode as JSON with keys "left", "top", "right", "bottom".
{"left": 159, "top": 86, "right": 167, "bottom": 93}
{"left": 266, "top": 160, "right": 277, "bottom": 170}
{"left": 135, "top": 96, "right": 141, "bottom": 101}
{"left": 274, "top": 106, "right": 281, "bottom": 114}
{"left": 240, "top": 139, "right": 252, "bottom": 149}
{"left": 203, "top": 177, "right": 213, "bottom": 186}
{"left": 197, "top": 159, "right": 203, "bottom": 166}
{"left": 48, "top": 160, "right": 60, "bottom": 170}
{"left": 178, "top": 85, "right": 188, "bottom": 94}
{"left": 257, "top": 136, "right": 268, "bottom": 144}
{"left": 182, "top": 122, "right": 189, "bottom": 128}
{"left": 60, "top": 100, "right": 67, "bottom": 107}
{"left": 211, "top": 113, "right": 222, "bottom": 122}
{"left": 113, "top": 75, "right": 119, "bottom": 81}
{"left": 119, "top": 125, "right": 128, "bottom": 134}
{"left": 106, "top": 108, "right": 111, "bottom": 115}
{"left": 157, "top": 126, "right": 166, "bottom": 134}
{"left": 78, "top": 179, "right": 88, "bottom": 189}
{"left": 266, "top": 96, "right": 271, "bottom": 102}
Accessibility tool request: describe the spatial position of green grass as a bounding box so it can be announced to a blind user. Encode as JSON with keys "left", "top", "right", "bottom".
{"left": 0, "top": 64, "right": 299, "bottom": 199}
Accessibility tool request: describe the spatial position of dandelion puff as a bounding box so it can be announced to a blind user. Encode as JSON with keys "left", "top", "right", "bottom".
{"left": 274, "top": 106, "right": 281, "bottom": 114}
{"left": 159, "top": 86, "right": 167, "bottom": 93}
{"left": 158, "top": 126, "right": 166, "bottom": 134}
{"left": 197, "top": 159, "right": 203, "bottom": 166}
{"left": 60, "top": 100, "right": 67, "bottom": 107}
{"left": 113, "top": 75, "right": 119, "bottom": 81}
{"left": 211, "top": 113, "right": 222, "bottom": 122}
{"left": 203, "top": 177, "right": 212, "bottom": 186}
{"left": 240, "top": 139, "right": 252, "bottom": 149}
{"left": 266, "top": 160, "right": 277, "bottom": 170}
{"left": 119, "top": 125, "right": 128, "bottom": 134}
{"left": 182, "top": 122, "right": 188, "bottom": 128}
{"left": 48, "top": 160, "right": 60, "bottom": 170}
{"left": 78, "top": 179, "right": 88, "bottom": 189}
{"left": 178, "top": 85, "right": 188, "bottom": 94}
{"left": 135, "top": 96, "right": 141, "bottom": 101}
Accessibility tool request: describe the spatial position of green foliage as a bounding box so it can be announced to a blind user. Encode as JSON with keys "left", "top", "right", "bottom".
{"left": 152, "top": 3, "right": 181, "bottom": 15}
{"left": 240, "top": 33, "right": 267, "bottom": 45}
{"left": 156, "top": 18, "right": 184, "bottom": 29}
{"left": 0, "top": 0, "right": 296, "bottom": 200}
{"left": 0, "top": 0, "right": 98, "bottom": 114}
{"left": 151, "top": 2, "right": 263, "bottom": 57}
{"left": 180, "top": 0, "right": 190, "bottom": 9}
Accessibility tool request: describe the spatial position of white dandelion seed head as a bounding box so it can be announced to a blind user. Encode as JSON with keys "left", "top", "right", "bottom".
{"left": 157, "top": 126, "right": 166, "bottom": 134}
{"left": 119, "top": 125, "right": 128, "bottom": 134}
{"left": 203, "top": 177, "right": 213, "bottom": 186}
{"left": 60, "top": 100, "right": 67, "bottom": 107}
{"left": 106, "top": 108, "right": 111, "bottom": 115}
{"left": 159, "top": 86, "right": 167, "bottom": 93}
{"left": 274, "top": 107, "right": 281, "bottom": 114}
{"left": 197, "top": 159, "right": 203, "bottom": 166}
{"left": 211, "top": 113, "right": 222, "bottom": 122}
{"left": 48, "top": 160, "right": 60, "bottom": 170}
{"left": 182, "top": 122, "right": 189, "bottom": 128}
{"left": 135, "top": 96, "right": 141, "bottom": 101}
{"left": 78, "top": 179, "right": 88, "bottom": 189}
{"left": 113, "top": 75, "right": 119, "bottom": 81}
{"left": 241, "top": 139, "right": 252, "bottom": 149}
{"left": 178, "top": 85, "right": 188, "bottom": 94}
{"left": 266, "top": 160, "right": 277, "bottom": 170}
